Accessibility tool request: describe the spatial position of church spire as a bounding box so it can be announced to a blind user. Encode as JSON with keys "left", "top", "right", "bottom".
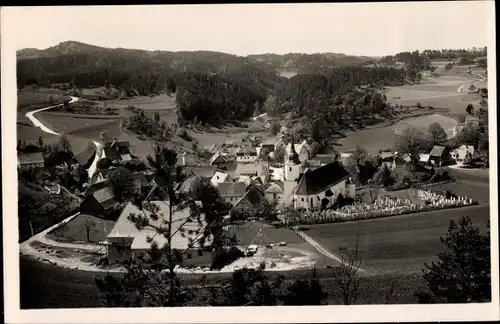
{"left": 286, "top": 131, "right": 301, "bottom": 165}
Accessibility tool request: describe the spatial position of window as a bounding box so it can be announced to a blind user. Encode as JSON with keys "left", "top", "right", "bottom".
{"left": 289, "top": 167, "right": 292, "bottom": 171}
{"left": 198, "top": 250, "right": 203, "bottom": 257}
{"left": 187, "top": 253, "right": 192, "bottom": 259}
{"left": 301, "top": 198, "right": 304, "bottom": 202}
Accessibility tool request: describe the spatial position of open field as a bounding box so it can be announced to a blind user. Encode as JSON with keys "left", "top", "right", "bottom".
{"left": 66, "top": 119, "right": 123, "bottom": 140}
{"left": 390, "top": 113, "right": 458, "bottom": 139}
{"left": 36, "top": 112, "right": 122, "bottom": 134}
{"left": 336, "top": 125, "right": 396, "bottom": 154}
{"left": 303, "top": 204, "right": 490, "bottom": 275}
{"left": 17, "top": 88, "right": 70, "bottom": 114}
{"left": 47, "top": 214, "right": 115, "bottom": 244}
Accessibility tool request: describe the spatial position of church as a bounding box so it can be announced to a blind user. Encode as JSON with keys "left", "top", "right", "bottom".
{"left": 282, "top": 135, "right": 356, "bottom": 211}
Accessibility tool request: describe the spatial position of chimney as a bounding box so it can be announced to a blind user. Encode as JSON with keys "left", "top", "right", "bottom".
{"left": 182, "top": 152, "right": 186, "bottom": 166}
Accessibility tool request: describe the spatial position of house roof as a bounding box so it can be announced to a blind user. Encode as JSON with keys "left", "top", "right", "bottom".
{"left": 209, "top": 152, "right": 226, "bottom": 165}
{"left": 217, "top": 181, "right": 247, "bottom": 197}
{"left": 378, "top": 151, "right": 394, "bottom": 160}
{"left": 234, "top": 163, "right": 259, "bottom": 176}
{"left": 18, "top": 152, "right": 44, "bottom": 165}
{"left": 265, "top": 182, "right": 284, "bottom": 194}
{"left": 429, "top": 145, "right": 448, "bottom": 157}
{"left": 314, "top": 154, "right": 336, "bottom": 165}
{"left": 295, "top": 161, "right": 350, "bottom": 196}
{"left": 121, "top": 154, "right": 132, "bottom": 161}
{"left": 211, "top": 171, "right": 231, "bottom": 186}
{"left": 233, "top": 185, "right": 268, "bottom": 211}
{"left": 236, "top": 147, "right": 258, "bottom": 156}
{"left": 108, "top": 201, "right": 209, "bottom": 250}
{"left": 92, "top": 185, "right": 116, "bottom": 210}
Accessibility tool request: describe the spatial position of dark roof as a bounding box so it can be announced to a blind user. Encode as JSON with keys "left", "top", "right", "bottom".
{"left": 18, "top": 152, "right": 44, "bottom": 165}
{"left": 92, "top": 186, "right": 116, "bottom": 210}
{"left": 217, "top": 182, "right": 247, "bottom": 197}
{"left": 235, "top": 185, "right": 267, "bottom": 209}
{"left": 429, "top": 145, "right": 448, "bottom": 157}
{"left": 108, "top": 141, "right": 130, "bottom": 154}
{"left": 314, "top": 154, "right": 336, "bottom": 165}
{"left": 295, "top": 161, "right": 350, "bottom": 195}
{"left": 104, "top": 146, "right": 121, "bottom": 161}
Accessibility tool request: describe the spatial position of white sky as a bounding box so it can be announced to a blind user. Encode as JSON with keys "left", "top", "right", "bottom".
{"left": 2, "top": 2, "right": 495, "bottom": 57}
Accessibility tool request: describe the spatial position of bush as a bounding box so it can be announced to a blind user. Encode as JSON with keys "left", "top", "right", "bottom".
{"left": 417, "top": 102, "right": 423, "bottom": 108}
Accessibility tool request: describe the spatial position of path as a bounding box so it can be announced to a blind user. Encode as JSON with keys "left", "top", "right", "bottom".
{"left": 19, "top": 213, "right": 123, "bottom": 273}
{"left": 24, "top": 96, "right": 103, "bottom": 179}
{"left": 295, "top": 229, "right": 372, "bottom": 275}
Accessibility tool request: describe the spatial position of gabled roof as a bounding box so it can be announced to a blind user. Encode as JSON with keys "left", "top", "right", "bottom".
{"left": 265, "top": 182, "right": 284, "bottom": 194}
{"left": 217, "top": 181, "right": 247, "bottom": 197}
{"left": 232, "top": 185, "right": 268, "bottom": 210}
{"left": 74, "top": 146, "right": 96, "bottom": 167}
{"left": 210, "top": 171, "right": 231, "bottom": 186}
{"left": 108, "top": 201, "right": 208, "bottom": 250}
{"left": 295, "top": 161, "right": 350, "bottom": 196}
{"left": 429, "top": 145, "right": 448, "bottom": 157}
{"left": 234, "top": 163, "right": 259, "bottom": 176}
{"left": 91, "top": 185, "right": 116, "bottom": 210}
{"left": 209, "top": 152, "right": 226, "bottom": 165}
{"left": 18, "top": 152, "right": 44, "bottom": 165}
{"left": 314, "top": 154, "right": 336, "bottom": 165}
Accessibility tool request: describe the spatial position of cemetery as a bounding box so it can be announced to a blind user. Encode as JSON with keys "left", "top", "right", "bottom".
{"left": 289, "top": 188, "right": 478, "bottom": 225}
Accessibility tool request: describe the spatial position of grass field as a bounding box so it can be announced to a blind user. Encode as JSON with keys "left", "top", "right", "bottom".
{"left": 36, "top": 113, "right": 122, "bottom": 135}
{"left": 303, "top": 204, "right": 490, "bottom": 275}
{"left": 390, "top": 113, "right": 458, "bottom": 139}
{"left": 47, "top": 214, "right": 115, "bottom": 243}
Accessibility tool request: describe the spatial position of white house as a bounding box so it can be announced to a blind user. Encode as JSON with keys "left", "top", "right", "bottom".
{"left": 210, "top": 171, "right": 233, "bottom": 187}
{"left": 265, "top": 181, "right": 284, "bottom": 203}
{"left": 106, "top": 201, "right": 215, "bottom": 267}
{"left": 235, "top": 147, "right": 258, "bottom": 163}
{"left": 285, "top": 140, "right": 311, "bottom": 163}
{"left": 18, "top": 152, "right": 45, "bottom": 170}
{"left": 451, "top": 145, "right": 476, "bottom": 165}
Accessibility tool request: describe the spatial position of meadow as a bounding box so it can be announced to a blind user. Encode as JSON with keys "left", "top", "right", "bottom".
{"left": 303, "top": 204, "right": 490, "bottom": 275}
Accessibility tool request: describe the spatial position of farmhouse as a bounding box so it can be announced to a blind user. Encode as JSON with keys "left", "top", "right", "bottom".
{"left": 104, "top": 141, "right": 132, "bottom": 162}
{"left": 18, "top": 152, "right": 44, "bottom": 170}
{"left": 217, "top": 181, "right": 247, "bottom": 204}
{"left": 210, "top": 171, "right": 233, "bottom": 187}
{"left": 235, "top": 147, "right": 258, "bottom": 163}
{"left": 79, "top": 183, "right": 117, "bottom": 218}
{"left": 209, "top": 152, "right": 226, "bottom": 166}
{"left": 259, "top": 138, "right": 277, "bottom": 153}
{"left": 285, "top": 139, "right": 311, "bottom": 163}
{"left": 234, "top": 161, "right": 269, "bottom": 181}
{"left": 106, "top": 201, "right": 214, "bottom": 266}
{"left": 264, "top": 181, "right": 284, "bottom": 203}
{"left": 203, "top": 144, "right": 218, "bottom": 154}
{"left": 428, "top": 145, "right": 451, "bottom": 166}
{"left": 230, "top": 184, "right": 268, "bottom": 219}
{"left": 451, "top": 145, "right": 475, "bottom": 165}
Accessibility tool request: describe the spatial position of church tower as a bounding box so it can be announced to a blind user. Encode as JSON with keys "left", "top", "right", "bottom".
{"left": 283, "top": 133, "right": 302, "bottom": 205}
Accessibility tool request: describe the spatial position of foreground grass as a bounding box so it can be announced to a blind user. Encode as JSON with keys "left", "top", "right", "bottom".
{"left": 20, "top": 255, "right": 425, "bottom": 309}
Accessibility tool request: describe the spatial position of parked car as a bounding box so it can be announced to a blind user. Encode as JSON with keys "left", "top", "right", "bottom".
{"left": 246, "top": 244, "right": 258, "bottom": 256}
{"left": 278, "top": 241, "right": 287, "bottom": 246}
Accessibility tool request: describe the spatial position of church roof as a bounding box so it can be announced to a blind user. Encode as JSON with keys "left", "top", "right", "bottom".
{"left": 295, "top": 161, "right": 350, "bottom": 196}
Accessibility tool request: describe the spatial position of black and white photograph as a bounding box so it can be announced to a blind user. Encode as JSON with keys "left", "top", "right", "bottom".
{"left": 2, "top": 2, "right": 498, "bottom": 323}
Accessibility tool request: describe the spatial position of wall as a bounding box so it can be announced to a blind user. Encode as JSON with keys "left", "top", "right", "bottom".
{"left": 236, "top": 155, "right": 258, "bottom": 163}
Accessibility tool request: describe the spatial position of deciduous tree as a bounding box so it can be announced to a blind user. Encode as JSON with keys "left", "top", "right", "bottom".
{"left": 428, "top": 122, "right": 447, "bottom": 145}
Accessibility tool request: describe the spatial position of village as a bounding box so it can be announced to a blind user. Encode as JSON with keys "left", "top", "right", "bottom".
{"left": 18, "top": 109, "right": 485, "bottom": 274}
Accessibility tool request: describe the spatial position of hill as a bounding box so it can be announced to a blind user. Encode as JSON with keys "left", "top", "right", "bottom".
{"left": 247, "top": 52, "right": 376, "bottom": 73}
